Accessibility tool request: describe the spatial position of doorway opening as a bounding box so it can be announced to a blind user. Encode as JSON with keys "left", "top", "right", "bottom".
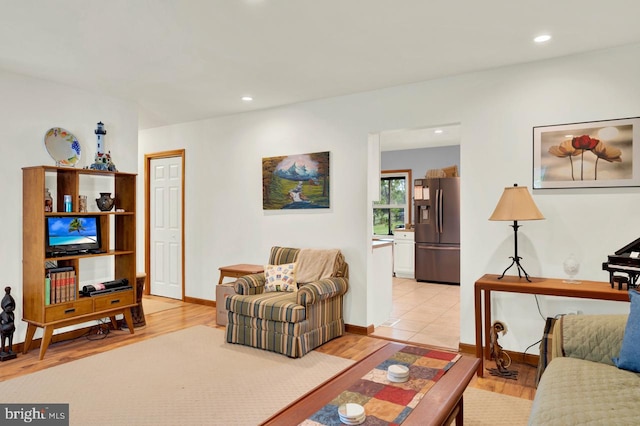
{"left": 370, "top": 124, "right": 461, "bottom": 350}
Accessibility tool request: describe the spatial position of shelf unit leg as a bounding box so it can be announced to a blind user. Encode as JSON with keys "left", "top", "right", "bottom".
{"left": 23, "top": 324, "right": 37, "bottom": 354}
{"left": 122, "top": 309, "right": 135, "bottom": 334}
{"left": 109, "top": 316, "right": 118, "bottom": 329}
{"left": 39, "top": 326, "right": 54, "bottom": 360}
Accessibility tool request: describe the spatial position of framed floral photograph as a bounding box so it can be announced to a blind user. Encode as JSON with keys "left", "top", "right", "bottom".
{"left": 533, "top": 117, "right": 640, "bottom": 189}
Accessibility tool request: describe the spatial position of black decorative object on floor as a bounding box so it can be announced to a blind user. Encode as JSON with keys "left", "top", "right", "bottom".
{"left": 0, "top": 286, "right": 17, "bottom": 361}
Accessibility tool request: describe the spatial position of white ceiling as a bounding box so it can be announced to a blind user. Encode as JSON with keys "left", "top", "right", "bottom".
{"left": 2, "top": 1, "right": 640, "bottom": 131}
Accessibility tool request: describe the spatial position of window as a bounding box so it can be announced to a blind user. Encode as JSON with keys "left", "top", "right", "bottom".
{"left": 373, "top": 170, "right": 412, "bottom": 236}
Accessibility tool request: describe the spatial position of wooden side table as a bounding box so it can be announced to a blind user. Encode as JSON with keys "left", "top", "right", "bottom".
{"left": 218, "top": 264, "right": 264, "bottom": 284}
{"left": 216, "top": 264, "right": 264, "bottom": 326}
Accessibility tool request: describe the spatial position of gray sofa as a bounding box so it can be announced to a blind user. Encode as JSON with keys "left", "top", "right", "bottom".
{"left": 529, "top": 314, "right": 640, "bottom": 425}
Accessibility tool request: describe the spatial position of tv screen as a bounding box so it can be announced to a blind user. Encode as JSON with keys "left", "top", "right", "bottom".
{"left": 45, "top": 216, "right": 101, "bottom": 255}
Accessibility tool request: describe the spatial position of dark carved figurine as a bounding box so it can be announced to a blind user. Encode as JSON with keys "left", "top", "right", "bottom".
{"left": 1, "top": 286, "right": 17, "bottom": 361}
{"left": 488, "top": 320, "right": 518, "bottom": 379}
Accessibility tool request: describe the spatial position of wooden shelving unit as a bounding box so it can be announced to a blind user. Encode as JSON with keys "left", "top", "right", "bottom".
{"left": 22, "top": 166, "right": 137, "bottom": 359}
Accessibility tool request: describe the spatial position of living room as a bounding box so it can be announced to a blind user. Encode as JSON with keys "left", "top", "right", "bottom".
{"left": 137, "top": 42, "right": 637, "bottom": 351}
{"left": 2, "top": 2, "right": 640, "bottom": 424}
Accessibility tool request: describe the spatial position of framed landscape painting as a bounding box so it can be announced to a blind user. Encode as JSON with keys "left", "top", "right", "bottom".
{"left": 262, "top": 151, "right": 330, "bottom": 210}
{"left": 533, "top": 117, "right": 640, "bottom": 189}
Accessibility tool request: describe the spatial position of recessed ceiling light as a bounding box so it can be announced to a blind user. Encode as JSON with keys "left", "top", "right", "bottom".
{"left": 241, "top": 96, "right": 253, "bottom": 102}
{"left": 434, "top": 129, "right": 444, "bottom": 134}
{"left": 534, "top": 34, "right": 552, "bottom": 43}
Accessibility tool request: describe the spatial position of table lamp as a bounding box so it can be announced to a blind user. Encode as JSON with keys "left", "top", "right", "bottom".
{"left": 489, "top": 184, "right": 544, "bottom": 282}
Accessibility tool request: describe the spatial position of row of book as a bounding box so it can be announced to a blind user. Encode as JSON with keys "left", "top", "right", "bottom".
{"left": 45, "top": 266, "right": 77, "bottom": 305}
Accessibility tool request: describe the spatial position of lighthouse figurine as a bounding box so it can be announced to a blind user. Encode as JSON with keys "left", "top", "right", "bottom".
{"left": 95, "top": 121, "right": 105, "bottom": 155}
{"left": 89, "top": 121, "right": 117, "bottom": 171}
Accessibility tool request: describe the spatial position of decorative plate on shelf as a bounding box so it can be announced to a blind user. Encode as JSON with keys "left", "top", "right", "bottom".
{"left": 44, "top": 127, "right": 81, "bottom": 167}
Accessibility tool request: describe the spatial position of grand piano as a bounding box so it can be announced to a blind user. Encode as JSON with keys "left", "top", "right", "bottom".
{"left": 602, "top": 238, "right": 640, "bottom": 288}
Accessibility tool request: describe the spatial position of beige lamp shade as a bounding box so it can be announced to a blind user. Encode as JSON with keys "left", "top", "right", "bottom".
{"left": 489, "top": 185, "right": 545, "bottom": 221}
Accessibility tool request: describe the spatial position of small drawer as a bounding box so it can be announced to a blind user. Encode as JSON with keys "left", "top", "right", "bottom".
{"left": 93, "top": 291, "right": 134, "bottom": 311}
{"left": 394, "top": 231, "right": 415, "bottom": 241}
{"left": 45, "top": 299, "right": 93, "bottom": 322}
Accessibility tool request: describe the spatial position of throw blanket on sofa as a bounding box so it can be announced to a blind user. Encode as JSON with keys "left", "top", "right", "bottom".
{"left": 296, "top": 249, "right": 341, "bottom": 283}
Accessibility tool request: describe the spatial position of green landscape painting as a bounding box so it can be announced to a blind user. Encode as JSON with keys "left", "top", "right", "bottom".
{"left": 262, "top": 151, "right": 330, "bottom": 210}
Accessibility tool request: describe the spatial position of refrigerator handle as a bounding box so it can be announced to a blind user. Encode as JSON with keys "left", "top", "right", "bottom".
{"left": 438, "top": 189, "right": 444, "bottom": 233}
{"left": 434, "top": 189, "right": 439, "bottom": 233}
{"left": 435, "top": 189, "right": 440, "bottom": 233}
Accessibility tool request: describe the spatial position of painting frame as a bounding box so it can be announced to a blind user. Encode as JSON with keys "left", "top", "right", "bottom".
{"left": 533, "top": 116, "right": 640, "bottom": 189}
{"left": 262, "top": 151, "right": 330, "bottom": 210}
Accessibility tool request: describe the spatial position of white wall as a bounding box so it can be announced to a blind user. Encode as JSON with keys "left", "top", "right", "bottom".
{"left": 0, "top": 69, "right": 138, "bottom": 342}
{"left": 139, "top": 109, "right": 371, "bottom": 325}
{"left": 139, "top": 43, "right": 640, "bottom": 351}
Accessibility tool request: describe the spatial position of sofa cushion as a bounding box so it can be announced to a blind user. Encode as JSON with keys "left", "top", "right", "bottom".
{"left": 613, "top": 290, "right": 640, "bottom": 372}
{"left": 561, "top": 314, "right": 626, "bottom": 366}
{"left": 228, "top": 312, "right": 311, "bottom": 335}
{"left": 264, "top": 262, "right": 298, "bottom": 292}
{"left": 530, "top": 357, "right": 640, "bottom": 425}
{"left": 226, "top": 291, "right": 306, "bottom": 323}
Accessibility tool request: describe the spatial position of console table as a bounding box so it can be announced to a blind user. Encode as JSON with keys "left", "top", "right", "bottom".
{"left": 474, "top": 274, "right": 630, "bottom": 377}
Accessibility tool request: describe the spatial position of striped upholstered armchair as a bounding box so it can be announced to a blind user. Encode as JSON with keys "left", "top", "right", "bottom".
{"left": 225, "top": 246, "right": 349, "bottom": 357}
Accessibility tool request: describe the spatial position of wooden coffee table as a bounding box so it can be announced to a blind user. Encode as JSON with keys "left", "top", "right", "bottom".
{"left": 262, "top": 342, "right": 480, "bottom": 426}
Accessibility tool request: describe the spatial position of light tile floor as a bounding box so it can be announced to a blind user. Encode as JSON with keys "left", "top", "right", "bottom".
{"left": 371, "top": 277, "right": 460, "bottom": 350}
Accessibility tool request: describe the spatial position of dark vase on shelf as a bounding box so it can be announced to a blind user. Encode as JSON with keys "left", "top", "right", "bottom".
{"left": 96, "top": 193, "right": 115, "bottom": 211}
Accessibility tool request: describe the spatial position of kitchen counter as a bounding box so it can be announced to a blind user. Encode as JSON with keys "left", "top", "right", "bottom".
{"left": 369, "top": 239, "right": 393, "bottom": 327}
{"left": 372, "top": 240, "right": 393, "bottom": 249}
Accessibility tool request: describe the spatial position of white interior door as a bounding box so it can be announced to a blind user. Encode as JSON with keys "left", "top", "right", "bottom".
{"left": 150, "top": 156, "right": 183, "bottom": 299}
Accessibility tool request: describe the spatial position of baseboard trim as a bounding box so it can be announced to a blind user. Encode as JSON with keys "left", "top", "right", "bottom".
{"left": 458, "top": 343, "right": 475, "bottom": 355}
{"left": 345, "top": 323, "right": 374, "bottom": 335}
{"left": 183, "top": 296, "right": 216, "bottom": 307}
{"left": 459, "top": 342, "right": 539, "bottom": 365}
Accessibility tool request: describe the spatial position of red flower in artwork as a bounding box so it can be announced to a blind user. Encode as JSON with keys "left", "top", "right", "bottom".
{"left": 549, "top": 134, "right": 622, "bottom": 181}
{"left": 571, "top": 135, "right": 599, "bottom": 150}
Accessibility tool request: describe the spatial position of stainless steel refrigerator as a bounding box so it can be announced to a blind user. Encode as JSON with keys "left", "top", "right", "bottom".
{"left": 414, "top": 177, "right": 460, "bottom": 284}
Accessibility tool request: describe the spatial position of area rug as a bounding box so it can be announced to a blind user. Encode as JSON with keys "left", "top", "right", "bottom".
{"left": 461, "top": 387, "right": 533, "bottom": 425}
{"left": 0, "top": 326, "right": 354, "bottom": 425}
{"left": 142, "top": 297, "right": 180, "bottom": 315}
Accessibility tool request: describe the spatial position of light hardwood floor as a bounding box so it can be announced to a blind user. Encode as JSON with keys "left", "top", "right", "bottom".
{"left": 2, "top": 296, "right": 537, "bottom": 401}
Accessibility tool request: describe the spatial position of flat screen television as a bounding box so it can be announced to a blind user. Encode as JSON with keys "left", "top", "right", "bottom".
{"left": 45, "top": 216, "right": 102, "bottom": 256}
